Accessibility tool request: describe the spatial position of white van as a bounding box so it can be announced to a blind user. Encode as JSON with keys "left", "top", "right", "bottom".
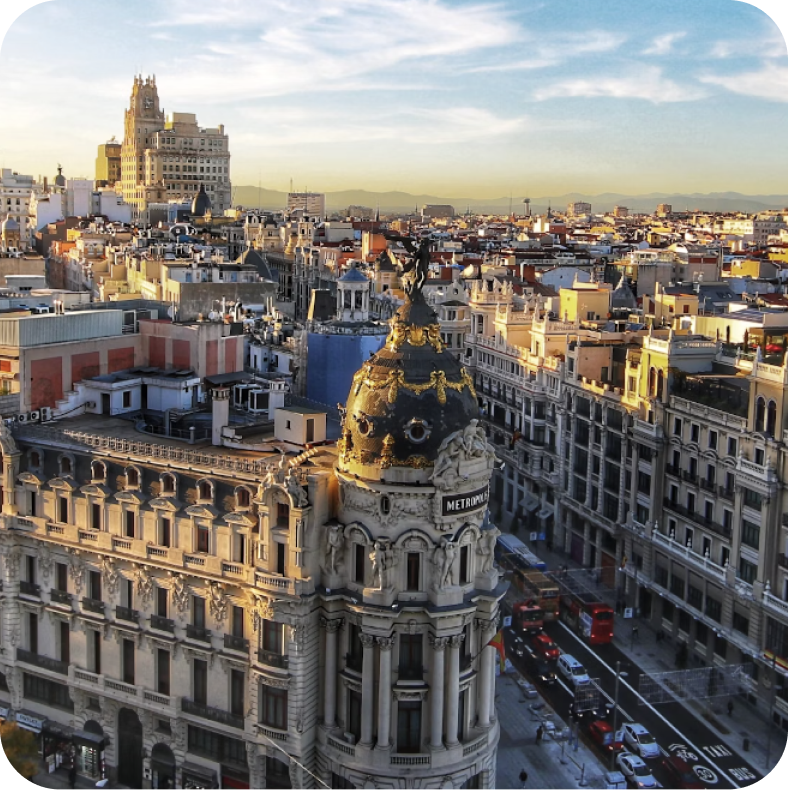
{"left": 557, "top": 654, "right": 590, "bottom": 687}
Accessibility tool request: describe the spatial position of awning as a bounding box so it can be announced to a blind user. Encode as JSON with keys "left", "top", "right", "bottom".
{"left": 521, "top": 495, "right": 539, "bottom": 513}
{"left": 43, "top": 721, "right": 74, "bottom": 739}
{"left": 73, "top": 730, "right": 105, "bottom": 750}
{"left": 15, "top": 710, "right": 46, "bottom": 733}
{"left": 537, "top": 507, "right": 553, "bottom": 520}
{"left": 182, "top": 762, "right": 217, "bottom": 781}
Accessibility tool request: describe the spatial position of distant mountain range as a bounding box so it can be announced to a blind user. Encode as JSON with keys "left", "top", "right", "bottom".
{"left": 232, "top": 186, "right": 788, "bottom": 215}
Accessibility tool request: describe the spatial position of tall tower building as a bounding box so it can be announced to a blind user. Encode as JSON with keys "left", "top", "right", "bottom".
{"left": 95, "top": 138, "right": 122, "bottom": 187}
{"left": 120, "top": 75, "right": 231, "bottom": 220}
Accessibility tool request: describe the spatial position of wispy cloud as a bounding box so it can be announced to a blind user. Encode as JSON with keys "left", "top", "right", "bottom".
{"left": 643, "top": 32, "right": 686, "bottom": 56}
{"left": 533, "top": 65, "right": 707, "bottom": 103}
{"left": 699, "top": 62, "right": 788, "bottom": 102}
{"left": 709, "top": 34, "right": 787, "bottom": 59}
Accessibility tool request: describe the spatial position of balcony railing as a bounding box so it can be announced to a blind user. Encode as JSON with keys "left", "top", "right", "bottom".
{"left": 186, "top": 624, "right": 212, "bottom": 643}
{"left": 699, "top": 478, "right": 716, "bottom": 492}
{"left": 115, "top": 606, "right": 139, "bottom": 623}
{"left": 150, "top": 614, "right": 175, "bottom": 633}
{"left": 16, "top": 648, "right": 68, "bottom": 675}
{"left": 256, "top": 649, "right": 289, "bottom": 669}
{"left": 49, "top": 589, "right": 72, "bottom": 606}
{"left": 19, "top": 581, "right": 40, "bottom": 597}
{"left": 224, "top": 633, "right": 249, "bottom": 652}
{"left": 719, "top": 487, "right": 735, "bottom": 502}
{"left": 182, "top": 698, "right": 245, "bottom": 729}
{"left": 81, "top": 598, "right": 105, "bottom": 615}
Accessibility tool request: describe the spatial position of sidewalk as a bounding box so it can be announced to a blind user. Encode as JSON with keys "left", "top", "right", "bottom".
{"left": 522, "top": 538, "right": 788, "bottom": 776}
{"left": 29, "top": 768, "right": 103, "bottom": 789}
{"left": 495, "top": 672, "right": 608, "bottom": 789}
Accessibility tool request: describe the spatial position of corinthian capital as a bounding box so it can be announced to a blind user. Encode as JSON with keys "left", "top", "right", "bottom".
{"left": 376, "top": 635, "right": 396, "bottom": 651}
{"left": 427, "top": 632, "right": 449, "bottom": 651}
{"left": 359, "top": 632, "right": 375, "bottom": 648}
{"left": 320, "top": 616, "right": 344, "bottom": 633}
{"left": 448, "top": 633, "right": 465, "bottom": 649}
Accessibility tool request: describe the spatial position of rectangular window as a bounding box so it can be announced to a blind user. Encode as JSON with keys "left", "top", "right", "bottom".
{"left": 58, "top": 495, "right": 68, "bottom": 523}
{"left": 122, "top": 390, "right": 132, "bottom": 408}
{"left": 739, "top": 557, "right": 757, "bottom": 585}
{"left": 733, "top": 611, "right": 750, "bottom": 635}
{"left": 91, "top": 628, "right": 101, "bottom": 675}
{"left": 193, "top": 658, "right": 208, "bottom": 705}
{"left": 347, "top": 624, "right": 363, "bottom": 672}
{"left": 260, "top": 685, "right": 287, "bottom": 729}
{"left": 459, "top": 545, "right": 470, "bottom": 584}
{"left": 637, "top": 472, "right": 651, "bottom": 494}
{"left": 398, "top": 634, "right": 423, "bottom": 680}
{"left": 696, "top": 621, "right": 708, "bottom": 646}
{"left": 691, "top": 424, "right": 700, "bottom": 443}
{"left": 348, "top": 690, "right": 362, "bottom": 742}
{"left": 708, "top": 430, "right": 718, "bottom": 450}
{"left": 89, "top": 570, "right": 101, "bottom": 601}
{"left": 159, "top": 517, "right": 171, "bottom": 548}
{"left": 197, "top": 525, "right": 210, "bottom": 553}
{"left": 59, "top": 620, "right": 70, "bottom": 664}
{"left": 276, "top": 542, "right": 286, "bottom": 575}
{"left": 687, "top": 585, "right": 703, "bottom": 610}
{"left": 125, "top": 510, "right": 135, "bottom": 538}
{"left": 91, "top": 502, "right": 101, "bottom": 531}
{"left": 397, "top": 700, "right": 422, "bottom": 753}
{"left": 727, "top": 437, "right": 737, "bottom": 457}
{"left": 29, "top": 612, "right": 38, "bottom": 653}
{"left": 743, "top": 488, "right": 763, "bottom": 510}
{"left": 193, "top": 596, "right": 206, "bottom": 629}
{"left": 230, "top": 669, "right": 245, "bottom": 717}
{"left": 406, "top": 553, "right": 420, "bottom": 591}
{"left": 157, "top": 649, "right": 170, "bottom": 695}
{"left": 742, "top": 520, "right": 760, "bottom": 549}
{"left": 157, "top": 586, "right": 168, "bottom": 618}
{"left": 673, "top": 418, "right": 682, "bottom": 437}
{"left": 232, "top": 605, "right": 244, "bottom": 638}
{"left": 56, "top": 562, "right": 67, "bottom": 592}
{"left": 123, "top": 638, "right": 135, "bottom": 685}
{"left": 262, "top": 621, "right": 283, "bottom": 654}
{"left": 705, "top": 597, "right": 722, "bottom": 623}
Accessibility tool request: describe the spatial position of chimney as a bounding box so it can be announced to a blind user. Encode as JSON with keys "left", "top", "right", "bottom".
{"left": 211, "top": 386, "right": 230, "bottom": 446}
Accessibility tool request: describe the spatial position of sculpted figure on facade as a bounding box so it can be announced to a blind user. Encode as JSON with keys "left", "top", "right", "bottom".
{"left": 431, "top": 431, "right": 465, "bottom": 489}
{"left": 369, "top": 539, "right": 396, "bottom": 589}
{"left": 433, "top": 537, "right": 457, "bottom": 589}
{"left": 476, "top": 525, "right": 500, "bottom": 574}
{"left": 102, "top": 556, "right": 120, "bottom": 596}
{"left": 251, "top": 592, "right": 275, "bottom": 631}
{"left": 285, "top": 467, "right": 308, "bottom": 507}
{"left": 325, "top": 523, "right": 345, "bottom": 574}
{"left": 171, "top": 573, "right": 189, "bottom": 613}
{"left": 135, "top": 564, "right": 153, "bottom": 606}
{"left": 209, "top": 582, "right": 228, "bottom": 622}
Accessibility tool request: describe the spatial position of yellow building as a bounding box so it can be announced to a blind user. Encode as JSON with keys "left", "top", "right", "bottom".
{"left": 558, "top": 281, "right": 611, "bottom": 323}
{"left": 95, "top": 138, "right": 121, "bottom": 186}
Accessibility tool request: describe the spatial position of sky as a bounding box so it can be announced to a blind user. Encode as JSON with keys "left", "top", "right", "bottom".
{"left": 0, "top": 0, "right": 787, "bottom": 200}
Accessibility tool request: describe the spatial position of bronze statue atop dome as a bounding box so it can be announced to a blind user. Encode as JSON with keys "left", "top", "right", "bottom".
{"left": 399, "top": 238, "right": 431, "bottom": 300}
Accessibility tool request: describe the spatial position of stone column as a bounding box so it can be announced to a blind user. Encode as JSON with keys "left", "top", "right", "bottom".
{"left": 445, "top": 633, "right": 464, "bottom": 746}
{"left": 428, "top": 633, "right": 448, "bottom": 748}
{"left": 376, "top": 636, "right": 395, "bottom": 749}
{"left": 477, "top": 645, "right": 494, "bottom": 727}
{"left": 359, "top": 633, "right": 375, "bottom": 746}
{"left": 320, "top": 617, "right": 343, "bottom": 728}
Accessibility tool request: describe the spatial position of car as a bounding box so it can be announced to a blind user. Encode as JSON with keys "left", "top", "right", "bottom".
{"left": 661, "top": 755, "right": 705, "bottom": 789}
{"left": 510, "top": 634, "right": 526, "bottom": 658}
{"left": 522, "top": 645, "right": 556, "bottom": 684}
{"left": 622, "top": 723, "right": 660, "bottom": 760}
{"left": 557, "top": 653, "right": 591, "bottom": 687}
{"left": 588, "top": 720, "right": 624, "bottom": 753}
{"left": 616, "top": 751, "right": 658, "bottom": 789}
{"left": 531, "top": 633, "right": 560, "bottom": 661}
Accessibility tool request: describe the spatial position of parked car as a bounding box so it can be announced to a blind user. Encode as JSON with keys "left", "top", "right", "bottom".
{"left": 588, "top": 720, "right": 624, "bottom": 753}
{"left": 531, "top": 633, "right": 560, "bottom": 661}
{"left": 616, "top": 751, "right": 658, "bottom": 789}
{"left": 557, "top": 654, "right": 591, "bottom": 687}
{"left": 661, "top": 755, "right": 705, "bottom": 789}
{"left": 603, "top": 770, "right": 628, "bottom": 790}
{"left": 622, "top": 723, "right": 660, "bottom": 760}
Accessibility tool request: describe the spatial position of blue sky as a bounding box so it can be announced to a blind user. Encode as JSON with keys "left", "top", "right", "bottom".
{"left": 0, "top": 0, "right": 787, "bottom": 198}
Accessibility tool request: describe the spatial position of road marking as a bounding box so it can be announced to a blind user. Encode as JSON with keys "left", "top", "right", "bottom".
{"left": 555, "top": 675, "right": 574, "bottom": 696}
{"left": 557, "top": 620, "right": 743, "bottom": 789}
{"left": 704, "top": 745, "right": 733, "bottom": 758}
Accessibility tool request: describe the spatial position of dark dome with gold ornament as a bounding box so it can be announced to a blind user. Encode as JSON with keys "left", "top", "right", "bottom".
{"left": 337, "top": 240, "right": 478, "bottom": 475}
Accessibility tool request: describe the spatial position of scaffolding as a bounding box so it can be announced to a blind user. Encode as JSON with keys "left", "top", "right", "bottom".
{"left": 637, "top": 663, "right": 754, "bottom": 706}
{"left": 548, "top": 567, "right": 618, "bottom": 609}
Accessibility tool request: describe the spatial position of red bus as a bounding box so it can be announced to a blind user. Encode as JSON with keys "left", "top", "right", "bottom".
{"left": 560, "top": 592, "right": 614, "bottom": 645}
{"left": 512, "top": 599, "right": 544, "bottom": 634}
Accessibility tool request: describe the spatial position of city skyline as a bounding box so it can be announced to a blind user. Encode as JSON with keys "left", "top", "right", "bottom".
{"left": 0, "top": 0, "right": 787, "bottom": 200}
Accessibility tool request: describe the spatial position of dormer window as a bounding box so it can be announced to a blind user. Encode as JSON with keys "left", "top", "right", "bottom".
{"left": 91, "top": 461, "right": 106, "bottom": 483}
{"left": 29, "top": 450, "right": 42, "bottom": 470}
{"left": 198, "top": 480, "right": 213, "bottom": 502}
{"left": 236, "top": 487, "right": 251, "bottom": 510}
{"left": 59, "top": 456, "right": 73, "bottom": 476}
{"left": 126, "top": 467, "right": 140, "bottom": 489}
{"left": 161, "top": 474, "right": 176, "bottom": 495}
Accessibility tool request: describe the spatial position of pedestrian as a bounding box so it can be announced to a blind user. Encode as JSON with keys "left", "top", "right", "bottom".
{"left": 68, "top": 764, "right": 77, "bottom": 789}
{"left": 728, "top": 699, "right": 734, "bottom": 717}
{"left": 535, "top": 724, "right": 544, "bottom": 744}
{"left": 519, "top": 769, "right": 529, "bottom": 788}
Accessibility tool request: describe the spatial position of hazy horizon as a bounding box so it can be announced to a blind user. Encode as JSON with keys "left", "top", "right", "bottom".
{"left": 1, "top": 0, "right": 787, "bottom": 198}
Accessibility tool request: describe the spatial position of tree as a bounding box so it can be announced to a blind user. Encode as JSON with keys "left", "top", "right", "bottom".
{"left": 0, "top": 722, "right": 39, "bottom": 779}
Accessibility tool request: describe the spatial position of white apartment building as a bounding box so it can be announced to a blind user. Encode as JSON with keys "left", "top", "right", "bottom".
{"left": 0, "top": 169, "right": 43, "bottom": 249}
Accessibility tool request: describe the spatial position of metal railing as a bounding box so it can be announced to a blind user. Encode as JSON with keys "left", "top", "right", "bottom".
{"left": 256, "top": 649, "right": 289, "bottom": 669}
{"left": 81, "top": 598, "right": 105, "bottom": 615}
{"left": 224, "top": 633, "right": 249, "bottom": 652}
{"left": 115, "top": 606, "right": 139, "bottom": 623}
{"left": 19, "top": 581, "right": 40, "bottom": 597}
{"left": 150, "top": 614, "right": 175, "bottom": 633}
{"left": 186, "top": 625, "right": 211, "bottom": 643}
{"left": 17, "top": 648, "right": 68, "bottom": 675}
{"left": 49, "top": 589, "right": 71, "bottom": 605}
{"left": 182, "top": 698, "right": 245, "bottom": 730}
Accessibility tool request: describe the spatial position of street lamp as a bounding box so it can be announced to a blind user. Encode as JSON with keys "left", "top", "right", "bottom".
{"left": 610, "top": 661, "right": 629, "bottom": 771}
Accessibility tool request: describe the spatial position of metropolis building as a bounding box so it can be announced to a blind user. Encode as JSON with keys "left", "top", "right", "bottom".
{"left": 0, "top": 268, "right": 504, "bottom": 787}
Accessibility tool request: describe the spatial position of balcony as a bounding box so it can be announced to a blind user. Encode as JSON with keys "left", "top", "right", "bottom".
{"left": 182, "top": 698, "right": 244, "bottom": 730}
{"left": 256, "top": 649, "right": 289, "bottom": 669}
{"left": 223, "top": 633, "right": 249, "bottom": 652}
{"left": 665, "top": 464, "right": 680, "bottom": 477}
{"left": 81, "top": 598, "right": 106, "bottom": 615}
{"left": 19, "top": 580, "right": 41, "bottom": 597}
{"left": 397, "top": 666, "right": 425, "bottom": 682}
{"left": 49, "top": 589, "right": 72, "bottom": 606}
{"left": 699, "top": 478, "right": 716, "bottom": 492}
{"left": 115, "top": 606, "right": 139, "bottom": 623}
{"left": 719, "top": 487, "right": 735, "bottom": 502}
{"left": 186, "top": 625, "right": 212, "bottom": 643}
{"left": 150, "top": 614, "right": 175, "bottom": 633}
{"left": 16, "top": 648, "right": 68, "bottom": 675}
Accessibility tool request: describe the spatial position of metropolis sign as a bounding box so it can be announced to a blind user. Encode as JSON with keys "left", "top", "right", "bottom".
{"left": 442, "top": 485, "right": 489, "bottom": 516}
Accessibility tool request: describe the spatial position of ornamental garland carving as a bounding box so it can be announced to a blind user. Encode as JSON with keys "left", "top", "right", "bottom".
{"left": 170, "top": 574, "right": 189, "bottom": 614}
{"left": 252, "top": 593, "right": 275, "bottom": 631}
{"left": 209, "top": 583, "right": 228, "bottom": 622}
{"left": 68, "top": 550, "right": 84, "bottom": 594}
{"left": 388, "top": 321, "right": 445, "bottom": 354}
{"left": 101, "top": 557, "right": 120, "bottom": 596}
{"left": 351, "top": 365, "right": 475, "bottom": 406}
{"left": 36, "top": 545, "right": 52, "bottom": 581}
{"left": 135, "top": 565, "right": 153, "bottom": 607}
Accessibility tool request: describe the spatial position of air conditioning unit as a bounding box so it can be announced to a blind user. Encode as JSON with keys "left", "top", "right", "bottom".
{"left": 16, "top": 413, "right": 29, "bottom": 424}
{"left": 3, "top": 418, "right": 14, "bottom": 428}
{"left": 343, "top": 732, "right": 356, "bottom": 745}
{"left": 40, "top": 407, "right": 52, "bottom": 422}
{"left": 29, "top": 410, "right": 40, "bottom": 422}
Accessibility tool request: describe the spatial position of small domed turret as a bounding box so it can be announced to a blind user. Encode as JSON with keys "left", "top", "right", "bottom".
{"left": 191, "top": 184, "right": 211, "bottom": 218}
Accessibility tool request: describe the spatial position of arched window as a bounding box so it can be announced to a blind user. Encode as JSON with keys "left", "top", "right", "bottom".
{"left": 198, "top": 480, "right": 212, "bottom": 501}
{"left": 29, "top": 450, "right": 41, "bottom": 469}
{"left": 755, "top": 396, "right": 766, "bottom": 432}
{"left": 648, "top": 367, "right": 656, "bottom": 397}
{"left": 91, "top": 461, "right": 106, "bottom": 482}
{"left": 656, "top": 370, "right": 665, "bottom": 402}
{"left": 126, "top": 467, "right": 140, "bottom": 488}
{"left": 236, "top": 487, "right": 251, "bottom": 509}
{"left": 161, "top": 474, "right": 176, "bottom": 494}
{"left": 59, "top": 456, "right": 72, "bottom": 476}
{"left": 766, "top": 400, "right": 777, "bottom": 437}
